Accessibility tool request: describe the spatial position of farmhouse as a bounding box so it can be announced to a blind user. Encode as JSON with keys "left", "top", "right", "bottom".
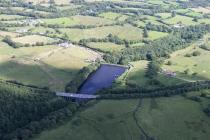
{"left": 58, "top": 42, "right": 74, "bottom": 48}
{"left": 162, "top": 69, "right": 177, "bottom": 77}
{"left": 173, "top": 24, "right": 185, "bottom": 28}
{"left": 18, "top": 19, "right": 43, "bottom": 26}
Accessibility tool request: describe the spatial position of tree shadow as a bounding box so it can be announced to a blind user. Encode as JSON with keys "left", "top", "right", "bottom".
{"left": 0, "top": 60, "right": 79, "bottom": 91}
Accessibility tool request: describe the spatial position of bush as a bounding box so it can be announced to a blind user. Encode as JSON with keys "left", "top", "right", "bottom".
{"left": 185, "top": 53, "right": 192, "bottom": 57}
{"left": 166, "top": 61, "right": 172, "bottom": 65}
{"left": 192, "top": 51, "right": 201, "bottom": 56}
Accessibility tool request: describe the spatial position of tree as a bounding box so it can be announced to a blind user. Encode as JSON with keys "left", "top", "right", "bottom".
{"left": 143, "top": 27, "right": 149, "bottom": 38}
{"left": 172, "top": 11, "right": 176, "bottom": 17}
{"left": 49, "top": 0, "right": 55, "bottom": 5}
{"left": 146, "top": 60, "right": 161, "bottom": 78}
{"left": 193, "top": 17, "right": 198, "bottom": 22}
{"left": 192, "top": 51, "right": 201, "bottom": 56}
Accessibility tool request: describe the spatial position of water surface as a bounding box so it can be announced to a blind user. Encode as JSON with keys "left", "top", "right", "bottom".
{"left": 78, "top": 64, "right": 127, "bottom": 94}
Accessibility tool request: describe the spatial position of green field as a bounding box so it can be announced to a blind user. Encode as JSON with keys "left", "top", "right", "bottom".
{"left": 99, "top": 12, "right": 128, "bottom": 21}
{"left": 0, "top": 43, "right": 101, "bottom": 91}
{"left": 156, "top": 13, "right": 172, "bottom": 19}
{"left": 164, "top": 15, "right": 197, "bottom": 25}
{"left": 60, "top": 24, "right": 143, "bottom": 42}
{"left": 0, "top": 14, "right": 25, "bottom": 20}
{"left": 87, "top": 42, "right": 125, "bottom": 53}
{"left": 125, "top": 60, "right": 184, "bottom": 88}
{"left": 163, "top": 44, "right": 210, "bottom": 81}
{"left": 33, "top": 93, "right": 210, "bottom": 140}
{"left": 148, "top": 31, "right": 168, "bottom": 40}
{"left": 43, "top": 15, "right": 114, "bottom": 26}
{"left": 12, "top": 35, "right": 58, "bottom": 45}
{"left": 1, "top": 0, "right": 210, "bottom": 139}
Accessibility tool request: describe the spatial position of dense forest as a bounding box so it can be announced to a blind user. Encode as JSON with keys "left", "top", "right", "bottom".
{"left": 0, "top": 80, "right": 78, "bottom": 140}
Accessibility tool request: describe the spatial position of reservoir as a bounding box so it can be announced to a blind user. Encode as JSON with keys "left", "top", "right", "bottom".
{"left": 78, "top": 64, "right": 127, "bottom": 95}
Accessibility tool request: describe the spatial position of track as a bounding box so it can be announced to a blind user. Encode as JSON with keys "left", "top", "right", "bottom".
{"left": 132, "top": 99, "right": 152, "bottom": 140}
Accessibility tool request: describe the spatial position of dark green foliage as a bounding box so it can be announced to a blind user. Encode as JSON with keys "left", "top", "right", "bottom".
{"left": 104, "top": 24, "right": 210, "bottom": 64}
{"left": 3, "top": 36, "right": 23, "bottom": 48}
{"left": 192, "top": 51, "right": 201, "bottom": 56}
{"left": 65, "top": 63, "right": 100, "bottom": 92}
{"left": 145, "top": 60, "right": 161, "bottom": 78}
{"left": 99, "top": 81, "right": 210, "bottom": 99}
{"left": 0, "top": 80, "right": 77, "bottom": 140}
{"left": 143, "top": 27, "right": 148, "bottom": 38}
{"left": 203, "top": 104, "right": 210, "bottom": 117}
{"left": 146, "top": 22, "right": 172, "bottom": 33}
{"left": 171, "top": 11, "right": 176, "bottom": 17}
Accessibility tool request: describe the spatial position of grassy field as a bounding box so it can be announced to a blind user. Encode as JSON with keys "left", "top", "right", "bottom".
{"left": 126, "top": 60, "right": 149, "bottom": 87}
{"left": 148, "top": 31, "right": 168, "bottom": 40}
{"left": 25, "top": 0, "right": 71, "bottom": 5}
{"left": 191, "top": 7, "right": 210, "bottom": 14}
{"left": 12, "top": 35, "right": 58, "bottom": 45}
{"left": 156, "top": 13, "right": 172, "bottom": 19}
{"left": 0, "top": 14, "right": 25, "bottom": 20}
{"left": 43, "top": 15, "right": 114, "bottom": 26}
{"left": 0, "top": 43, "right": 101, "bottom": 91}
{"left": 0, "top": 31, "right": 20, "bottom": 38}
{"left": 185, "top": 11, "right": 203, "bottom": 18}
{"left": 42, "top": 17, "right": 78, "bottom": 26}
{"left": 164, "top": 15, "right": 197, "bottom": 25}
{"left": 163, "top": 44, "right": 210, "bottom": 81}
{"left": 87, "top": 42, "right": 125, "bottom": 53}
{"left": 125, "top": 60, "right": 184, "bottom": 88}
{"left": 32, "top": 93, "right": 210, "bottom": 140}
{"left": 99, "top": 12, "right": 128, "bottom": 21}
{"left": 60, "top": 24, "right": 143, "bottom": 42}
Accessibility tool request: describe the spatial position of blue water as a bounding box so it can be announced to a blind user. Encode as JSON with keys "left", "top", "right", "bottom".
{"left": 78, "top": 64, "right": 127, "bottom": 94}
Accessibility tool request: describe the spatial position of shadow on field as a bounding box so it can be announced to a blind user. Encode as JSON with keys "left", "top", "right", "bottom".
{"left": 0, "top": 60, "right": 79, "bottom": 90}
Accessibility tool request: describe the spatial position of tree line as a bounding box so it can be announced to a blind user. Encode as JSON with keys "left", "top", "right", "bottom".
{"left": 98, "top": 81, "right": 210, "bottom": 99}
{"left": 104, "top": 24, "right": 210, "bottom": 64}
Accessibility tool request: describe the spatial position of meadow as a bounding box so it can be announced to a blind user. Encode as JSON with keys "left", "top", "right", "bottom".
{"left": 87, "top": 42, "right": 125, "bottom": 53}
{"left": 0, "top": 0, "right": 210, "bottom": 139}
{"left": 163, "top": 15, "right": 197, "bottom": 25}
{"left": 0, "top": 42, "right": 101, "bottom": 91}
{"left": 125, "top": 60, "right": 184, "bottom": 89}
{"left": 163, "top": 44, "right": 210, "bottom": 81}
{"left": 12, "top": 35, "right": 57, "bottom": 45}
{"left": 33, "top": 92, "right": 210, "bottom": 140}
{"left": 60, "top": 24, "right": 143, "bottom": 42}
{"left": 99, "top": 12, "right": 128, "bottom": 21}
{"left": 42, "top": 15, "right": 114, "bottom": 26}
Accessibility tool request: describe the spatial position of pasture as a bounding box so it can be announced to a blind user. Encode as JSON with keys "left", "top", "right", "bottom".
{"left": 43, "top": 15, "right": 114, "bottom": 26}
{"left": 87, "top": 42, "right": 125, "bottom": 53}
{"left": 0, "top": 14, "right": 25, "bottom": 20}
{"left": 156, "top": 13, "right": 172, "bottom": 19}
{"left": 191, "top": 7, "right": 210, "bottom": 14}
{"left": 33, "top": 93, "right": 210, "bottom": 140}
{"left": 0, "top": 43, "right": 101, "bottom": 91}
{"left": 126, "top": 60, "right": 184, "bottom": 89}
{"left": 99, "top": 12, "right": 128, "bottom": 21}
{"left": 60, "top": 24, "right": 143, "bottom": 42}
{"left": 148, "top": 31, "right": 168, "bottom": 40}
{"left": 24, "top": 0, "right": 71, "bottom": 5}
{"left": 0, "top": 31, "right": 19, "bottom": 38}
{"left": 164, "top": 15, "right": 197, "bottom": 25}
{"left": 12, "top": 35, "right": 57, "bottom": 45}
{"left": 163, "top": 44, "right": 210, "bottom": 81}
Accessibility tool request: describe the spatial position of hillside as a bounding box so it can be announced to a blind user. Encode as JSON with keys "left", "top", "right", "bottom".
{"left": 0, "top": 0, "right": 210, "bottom": 140}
